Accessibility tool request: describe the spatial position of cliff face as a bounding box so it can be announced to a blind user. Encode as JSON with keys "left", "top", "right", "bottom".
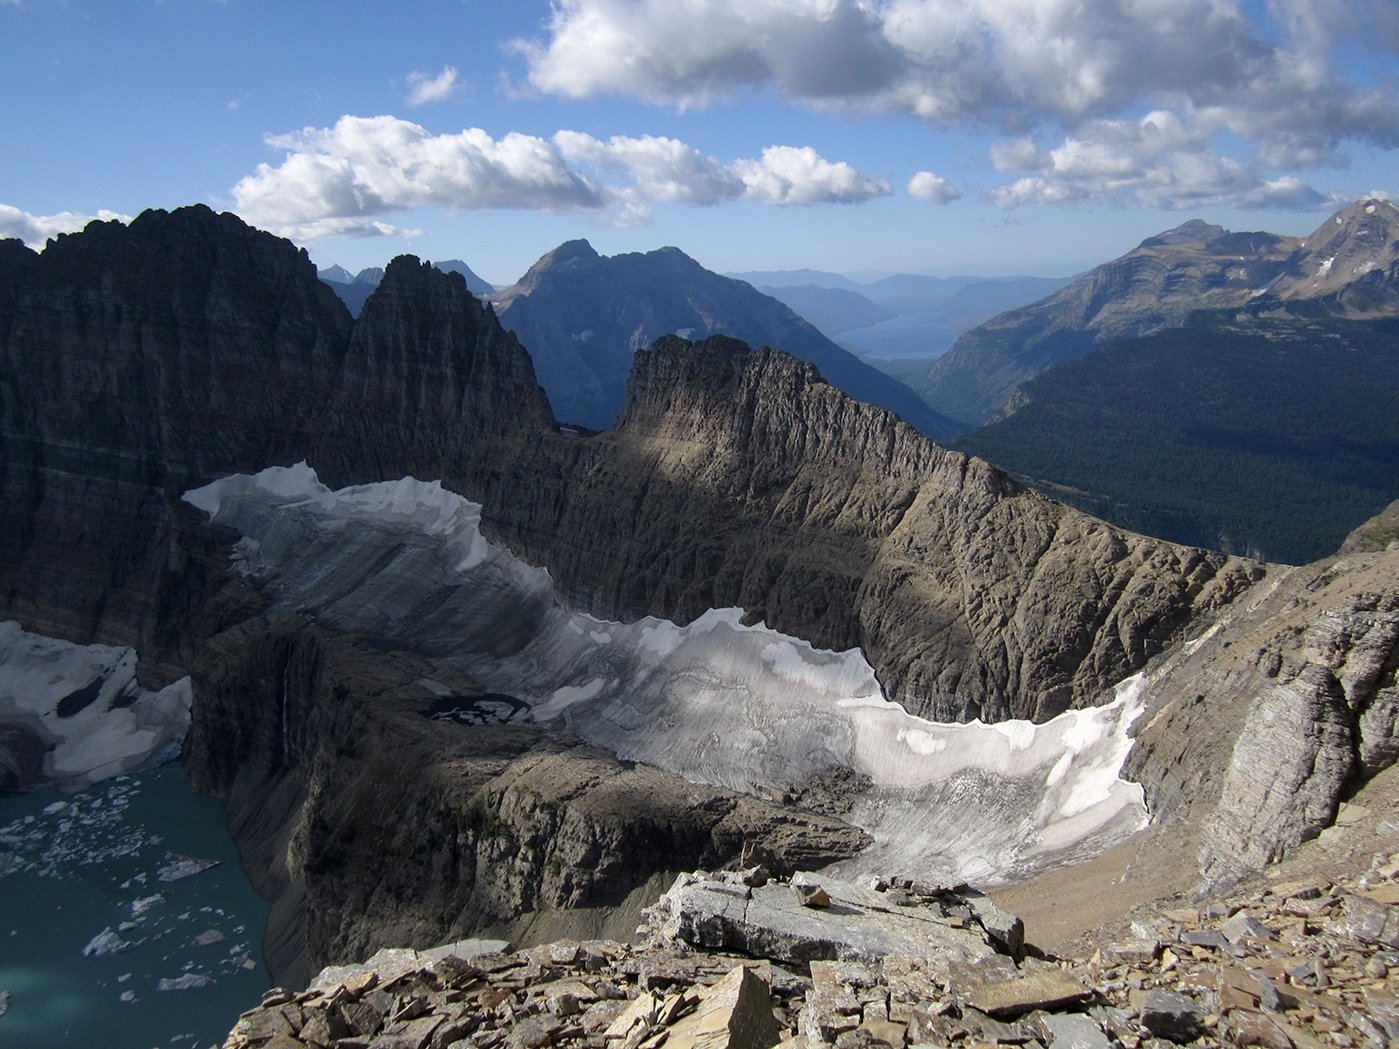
{"left": 0, "top": 207, "right": 553, "bottom": 673}
{"left": 483, "top": 335, "right": 1262, "bottom": 724}
{"left": 0, "top": 207, "right": 353, "bottom": 667}
{"left": 185, "top": 617, "right": 870, "bottom": 986}
{"left": 1125, "top": 517, "right": 1399, "bottom": 889}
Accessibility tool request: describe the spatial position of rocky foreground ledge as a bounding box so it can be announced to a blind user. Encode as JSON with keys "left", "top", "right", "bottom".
{"left": 222, "top": 861, "right": 1398, "bottom": 1049}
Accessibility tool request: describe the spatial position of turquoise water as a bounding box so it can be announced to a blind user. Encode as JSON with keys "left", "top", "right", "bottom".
{"left": 0, "top": 764, "right": 271, "bottom": 1049}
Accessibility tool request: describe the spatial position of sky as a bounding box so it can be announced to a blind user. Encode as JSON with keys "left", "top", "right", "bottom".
{"left": 2, "top": 0, "right": 1397, "bottom": 287}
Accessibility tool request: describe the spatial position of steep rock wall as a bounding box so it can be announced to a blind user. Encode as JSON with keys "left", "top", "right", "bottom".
{"left": 186, "top": 617, "right": 870, "bottom": 987}
{"left": 484, "top": 336, "right": 1262, "bottom": 723}
{"left": 1124, "top": 530, "right": 1399, "bottom": 889}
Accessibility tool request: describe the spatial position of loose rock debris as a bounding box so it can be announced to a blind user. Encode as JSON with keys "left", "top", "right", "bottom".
{"left": 222, "top": 857, "right": 1399, "bottom": 1049}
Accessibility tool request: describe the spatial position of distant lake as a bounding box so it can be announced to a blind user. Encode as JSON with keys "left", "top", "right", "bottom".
{"left": 0, "top": 763, "right": 271, "bottom": 1049}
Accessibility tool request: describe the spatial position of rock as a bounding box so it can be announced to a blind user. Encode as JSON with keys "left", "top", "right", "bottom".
{"left": 1035, "top": 1011, "right": 1112, "bottom": 1049}
{"left": 1221, "top": 913, "right": 1276, "bottom": 944}
{"left": 1336, "top": 891, "right": 1399, "bottom": 948}
{"left": 1139, "top": 989, "right": 1207, "bottom": 1043}
{"left": 963, "top": 971, "right": 1093, "bottom": 1018}
{"left": 664, "top": 966, "right": 780, "bottom": 1049}
{"left": 642, "top": 872, "right": 1007, "bottom": 969}
{"left": 793, "top": 884, "right": 831, "bottom": 908}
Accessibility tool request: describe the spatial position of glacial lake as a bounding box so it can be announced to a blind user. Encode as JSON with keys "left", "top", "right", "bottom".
{"left": 0, "top": 763, "right": 271, "bottom": 1049}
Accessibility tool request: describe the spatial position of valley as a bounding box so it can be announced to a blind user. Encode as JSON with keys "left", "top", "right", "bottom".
{"left": 0, "top": 203, "right": 1395, "bottom": 1048}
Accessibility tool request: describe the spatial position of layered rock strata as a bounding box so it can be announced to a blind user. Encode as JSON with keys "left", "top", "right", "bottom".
{"left": 0, "top": 208, "right": 552, "bottom": 675}
{"left": 482, "top": 335, "right": 1261, "bottom": 723}
{"left": 186, "top": 618, "right": 870, "bottom": 986}
{"left": 1125, "top": 514, "right": 1399, "bottom": 889}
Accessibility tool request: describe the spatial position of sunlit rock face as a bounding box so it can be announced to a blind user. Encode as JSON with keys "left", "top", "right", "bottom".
{"left": 186, "top": 464, "right": 1150, "bottom": 886}
{"left": 0, "top": 621, "right": 191, "bottom": 790}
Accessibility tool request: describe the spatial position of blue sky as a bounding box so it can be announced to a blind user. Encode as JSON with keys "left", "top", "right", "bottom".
{"left": 3, "top": 0, "right": 1396, "bottom": 286}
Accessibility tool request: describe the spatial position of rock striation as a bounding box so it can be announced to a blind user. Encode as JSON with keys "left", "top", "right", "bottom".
{"left": 483, "top": 335, "right": 1261, "bottom": 723}
{"left": 0, "top": 207, "right": 552, "bottom": 677}
{"left": 1125, "top": 507, "right": 1399, "bottom": 889}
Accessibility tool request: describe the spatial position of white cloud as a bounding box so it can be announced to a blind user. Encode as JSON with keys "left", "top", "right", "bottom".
{"left": 232, "top": 116, "right": 890, "bottom": 238}
{"left": 907, "top": 171, "right": 960, "bottom": 203}
{"left": 553, "top": 131, "right": 744, "bottom": 205}
{"left": 513, "top": 0, "right": 1399, "bottom": 211}
{"left": 232, "top": 115, "right": 607, "bottom": 239}
{"left": 733, "top": 146, "right": 891, "bottom": 205}
{"left": 406, "top": 65, "right": 460, "bottom": 106}
{"left": 0, "top": 204, "right": 131, "bottom": 248}
{"left": 985, "top": 111, "right": 1334, "bottom": 211}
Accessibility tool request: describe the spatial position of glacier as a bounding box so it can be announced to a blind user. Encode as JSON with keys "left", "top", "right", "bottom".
{"left": 0, "top": 621, "right": 191, "bottom": 791}
{"left": 185, "top": 463, "right": 1150, "bottom": 885}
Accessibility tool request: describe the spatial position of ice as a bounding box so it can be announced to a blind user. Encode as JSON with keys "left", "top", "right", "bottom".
{"left": 157, "top": 974, "right": 213, "bottom": 991}
{"left": 157, "top": 855, "right": 218, "bottom": 882}
{"left": 187, "top": 466, "right": 1155, "bottom": 885}
{"left": 82, "top": 928, "right": 134, "bottom": 957}
{"left": 0, "top": 621, "right": 192, "bottom": 791}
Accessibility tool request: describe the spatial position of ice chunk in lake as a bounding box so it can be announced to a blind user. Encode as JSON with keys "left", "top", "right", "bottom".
{"left": 82, "top": 928, "right": 133, "bottom": 957}
{"left": 186, "top": 465, "right": 1152, "bottom": 886}
{"left": 0, "top": 621, "right": 191, "bottom": 791}
{"left": 157, "top": 855, "right": 219, "bottom": 882}
{"left": 157, "top": 973, "right": 213, "bottom": 991}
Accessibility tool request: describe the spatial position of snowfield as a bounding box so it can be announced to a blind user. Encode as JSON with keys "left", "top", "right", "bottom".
{"left": 184, "top": 463, "right": 1150, "bottom": 885}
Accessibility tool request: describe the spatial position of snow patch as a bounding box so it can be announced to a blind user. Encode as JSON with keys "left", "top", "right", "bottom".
{"left": 0, "top": 622, "right": 192, "bottom": 790}
{"left": 186, "top": 465, "right": 1155, "bottom": 885}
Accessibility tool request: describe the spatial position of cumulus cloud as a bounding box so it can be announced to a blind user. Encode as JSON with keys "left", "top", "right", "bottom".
{"left": 513, "top": 0, "right": 1399, "bottom": 210}
{"left": 733, "top": 146, "right": 891, "bottom": 205}
{"left": 406, "top": 65, "right": 460, "bottom": 106}
{"left": 985, "top": 110, "right": 1334, "bottom": 211}
{"left": 232, "top": 115, "right": 606, "bottom": 239}
{"left": 0, "top": 204, "right": 131, "bottom": 247}
{"left": 907, "top": 171, "right": 960, "bottom": 203}
{"left": 232, "top": 116, "right": 889, "bottom": 238}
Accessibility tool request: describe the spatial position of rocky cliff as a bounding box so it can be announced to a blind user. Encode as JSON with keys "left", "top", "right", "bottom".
{"left": 0, "top": 207, "right": 553, "bottom": 674}
{"left": 185, "top": 616, "right": 869, "bottom": 986}
{"left": 1126, "top": 505, "right": 1399, "bottom": 889}
{"left": 483, "top": 335, "right": 1261, "bottom": 723}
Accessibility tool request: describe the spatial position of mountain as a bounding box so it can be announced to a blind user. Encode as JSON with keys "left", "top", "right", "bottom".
{"left": 956, "top": 313, "right": 1399, "bottom": 563}
{"left": 2, "top": 204, "right": 1394, "bottom": 997}
{"left": 726, "top": 267, "right": 867, "bottom": 291}
{"left": 491, "top": 240, "right": 959, "bottom": 439}
{"left": 920, "top": 198, "right": 1399, "bottom": 428}
{"left": 432, "top": 258, "right": 495, "bottom": 295}
{"left": 752, "top": 283, "right": 895, "bottom": 334}
{"left": 317, "top": 263, "right": 354, "bottom": 284}
{"left": 0, "top": 207, "right": 549, "bottom": 667}
{"left": 746, "top": 271, "right": 1073, "bottom": 362}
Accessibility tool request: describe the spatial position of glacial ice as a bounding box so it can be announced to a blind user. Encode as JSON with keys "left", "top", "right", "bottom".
{"left": 183, "top": 464, "right": 1151, "bottom": 886}
{"left": 0, "top": 621, "right": 192, "bottom": 791}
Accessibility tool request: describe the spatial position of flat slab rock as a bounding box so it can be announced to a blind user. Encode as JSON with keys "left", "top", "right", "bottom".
{"left": 640, "top": 871, "right": 1005, "bottom": 969}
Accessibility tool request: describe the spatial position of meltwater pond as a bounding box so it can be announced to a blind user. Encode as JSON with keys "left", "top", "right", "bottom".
{"left": 0, "top": 763, "right": 271, "bottom": 1049}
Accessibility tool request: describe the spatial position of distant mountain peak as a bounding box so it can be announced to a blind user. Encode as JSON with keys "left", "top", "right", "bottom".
{"left": 1138, "top": 218, "right": 1229, "bottom": 248}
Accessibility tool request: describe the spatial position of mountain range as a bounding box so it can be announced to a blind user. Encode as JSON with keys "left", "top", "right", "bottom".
{"left": 920, "top": 198, "right": 1399, "bottom": 429}
{"left": 0, "top": 204, "right": 1394, "bottom": 1000}
{"left": 488, "top": 240, "right": 959, "bottom": 438}
{"left": 730, "top": 269, "right": 1073, "bottom": 361}
{"left": 941, "top": 199, "right": 1399, "bottom": 563}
